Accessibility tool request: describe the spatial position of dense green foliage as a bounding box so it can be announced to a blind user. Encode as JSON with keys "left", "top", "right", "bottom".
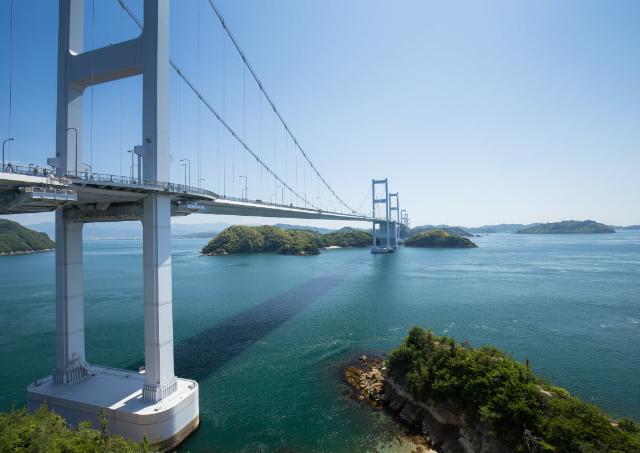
{"left": 388, "top": 327, "right": 640, "bottom": 452}
{"left": 0, "top": 406, "right": 148, "bottom": 452}
{"left": 410, "top": 225, "right": 474, "bottom": 237}
{"left": 404, "top": 229, "right": 477, "bottom": 248}
{"left": 322, "top": 227, "right": 372, "bottom": 247}
{"left": 0, "top": 220, "right": 54, "bottom": 254}
{"left": 202, "top": 225, "right": 372, "bottom": 256}
{"left": 517, "top": 220, "right": 615, "bottom": 234}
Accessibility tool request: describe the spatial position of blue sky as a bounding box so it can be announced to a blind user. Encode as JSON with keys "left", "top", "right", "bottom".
{"left": 1, "top": 0, "right": 639, "bottom": 227}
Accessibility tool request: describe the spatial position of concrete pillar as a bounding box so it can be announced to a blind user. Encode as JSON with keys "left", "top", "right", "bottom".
{"left": 53, "top": 211, "right": 88, "bottom": 384}
{"left": 142, "top": 194, "right": 176, "bottom": 401}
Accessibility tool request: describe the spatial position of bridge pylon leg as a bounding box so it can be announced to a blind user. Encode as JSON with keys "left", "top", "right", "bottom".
{"left": 53, "top": 210, "right": 90, "bottom": 384}
{"left": 142, "top": 194, "right": 177, "bottom": 401}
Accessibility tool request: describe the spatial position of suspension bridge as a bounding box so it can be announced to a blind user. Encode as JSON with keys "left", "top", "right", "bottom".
{"left": 1, "top": 1, "right": 410, "bottom": 448}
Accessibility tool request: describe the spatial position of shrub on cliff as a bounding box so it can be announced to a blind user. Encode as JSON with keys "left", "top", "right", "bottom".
{"left": 0, "top": 406, "right": 148, "bottom": 452}
{"left": 387, "top": 327, "right": 640, "bottom": 452}
{"left": 322, "top": 228, "right": 371, "bottom": 247}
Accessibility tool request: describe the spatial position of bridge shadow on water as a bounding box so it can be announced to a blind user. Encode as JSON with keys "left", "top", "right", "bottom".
{"left": 125, "top": 269, "right": 351, "bottom": 382}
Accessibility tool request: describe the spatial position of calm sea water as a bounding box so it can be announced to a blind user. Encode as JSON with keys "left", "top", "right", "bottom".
{"left": 1, "top": 232, "right": 639, "bottom": 451}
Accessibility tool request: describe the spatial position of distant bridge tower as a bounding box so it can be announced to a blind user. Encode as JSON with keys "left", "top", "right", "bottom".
{"left": 389, "top": 192, "right": 400, "bottom": 247}
{"left": 27, "top": 1, "right": 199, "bottom": 448}
{"left": 371, "top": 179, "right": 395, "bottom": 253}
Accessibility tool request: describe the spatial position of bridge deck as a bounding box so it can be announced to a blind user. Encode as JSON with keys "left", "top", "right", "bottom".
{"left": 0, "top": 170, "right": 374, "bottom": 222}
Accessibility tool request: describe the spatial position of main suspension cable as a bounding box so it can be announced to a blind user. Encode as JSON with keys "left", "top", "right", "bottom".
{"left": 205, "top": 0, "right": 355, "bottom": 213}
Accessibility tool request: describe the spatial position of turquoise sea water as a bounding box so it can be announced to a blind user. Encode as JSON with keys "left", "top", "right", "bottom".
{"left": 1, "top": 232, "right": 639, "bottom": 451}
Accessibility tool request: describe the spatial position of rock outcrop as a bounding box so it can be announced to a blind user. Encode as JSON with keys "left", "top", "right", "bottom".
{"left": 343, "top": 355, "right": 510, "bottom": 453}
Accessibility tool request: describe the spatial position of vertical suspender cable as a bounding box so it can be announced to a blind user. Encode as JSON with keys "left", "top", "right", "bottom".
{"left": 89, "top": 0, "right": 96, "bottom": 172}
{"left": 222, "top": 27, "right": 226, "bottom": 196}
{"left": 118, "top": 1, "right": 124, "bottom": 176}
{"left": 7, "top": 0, "right": 14, "bottom": 163}
{"left": 243, "top": 62, "right": 246, "bottom": 198}
{"left": 196, "top": 0, "right": 201, "bottom": 187}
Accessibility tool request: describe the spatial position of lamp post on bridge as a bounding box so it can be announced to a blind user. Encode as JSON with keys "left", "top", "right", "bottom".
{"left": 274, "top": 184, "right": 284, "bottom": 205}
{"left": 180, "top": 158, "right": 191, "bottom": 187}
{"left": 127, "top": 149, "right": 135, "bottom": 181}
{"left": 2, "top": 138, "right": 14, "bottom": 172}
{"left": 199, "top": 177, "right": 206, "bottom": 189}
{"left": 66, "top": 128, "right": 78, "bottom": 175}
{"left": 238, "top": 175, "right": 247, "bottom": 200}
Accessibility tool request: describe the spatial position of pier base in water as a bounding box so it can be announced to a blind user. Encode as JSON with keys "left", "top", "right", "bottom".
{"left": 27, "top": 366, "right": 199, "bottom": 450}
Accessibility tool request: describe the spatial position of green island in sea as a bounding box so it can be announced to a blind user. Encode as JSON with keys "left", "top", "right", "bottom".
{"left": 404, "top": 229, "right": 477, "bottom": 248}
{"left": 516, "top": 220, "right": 615, "bottom": 234}
{"left": 346, "top": 327, "right": 640, "bottom": 453}
{"left": 0, "top": 219, "right": 55, "bottom": 255}
{"left": 202, "top": 225, "right": 372, "bottom": 256}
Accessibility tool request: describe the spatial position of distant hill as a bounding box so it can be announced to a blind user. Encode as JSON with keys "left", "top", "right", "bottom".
{"left": 516, "top": 220, "right": 615, "bottom": 234}
{"left": 0, "top": 219, "right": 55, "bottom": 254}
{"left": 612, "top": 225, "right": 640, "bottom": 231}
{"left": 405, "top": 229, "right": 477, "bottom": 248}
{"left": 466, "top": 224, "right": 535, "bottom": 234}
{"left": 273, "top": 223, "right": 334, "bottom": 234}
{"left": 410, "top": 225, "right": 475, "bottom": 237}
{"left": 25, "top": 221, "right": 231, "bottom": 239}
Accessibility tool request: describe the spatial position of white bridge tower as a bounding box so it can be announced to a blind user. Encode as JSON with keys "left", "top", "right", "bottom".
{"left": 27, "top": 1, "right": 199, "bottom": 449}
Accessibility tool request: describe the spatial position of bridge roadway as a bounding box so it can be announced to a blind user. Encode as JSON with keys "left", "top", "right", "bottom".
{"left": 0, "top": 168, "right": 374, "bottom": 223}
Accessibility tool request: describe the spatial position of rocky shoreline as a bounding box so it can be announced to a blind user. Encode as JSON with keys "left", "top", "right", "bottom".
{"left": 0, "top": 248, "right": 54, "bottom": 256}
{"left": 343, "top": 355, "right": 508, "bottom": 453}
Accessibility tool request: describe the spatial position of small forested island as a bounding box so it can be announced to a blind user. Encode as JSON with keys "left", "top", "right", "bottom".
{"left": 345, "top": 327, "right": 640, "bottom": 453}
{"left": 516, "top": 220, "right": 615, "bottom": 234}
{"left": 410, "top": 225, "right": 475, "bottom": 237}
{"left": 202, "top": 225, "right": 372, "bottom": 256}
{"left": 0, "top": 219, "right": 55, "bottom": 255}
{"left": 404, "top": 229, "right": 477, "bottom": 248}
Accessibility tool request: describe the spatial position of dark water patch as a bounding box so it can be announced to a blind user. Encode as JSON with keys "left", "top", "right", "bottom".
{"left": 124, "top": 268, "right": 353, "bottom": 381}
{"left": 174, "top": 271, "right": 349, "bottom": 381}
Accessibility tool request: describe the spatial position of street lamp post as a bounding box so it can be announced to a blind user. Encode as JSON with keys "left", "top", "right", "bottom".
{"left": 274, "top": 185, "right": 284, "bottom": 204}
{"left": 127, "top": 150, "right": 134, "bottom": 180}
{"left": 66, "top": 128, "right": 78, "bottom": 175}
{"left": 199, "top": 177, "right": 206, "bottom": 189}
{"left": 238, "top": 175, "right": 247, "bottom": 200}
{"left": 2, "top": 138, "right": 14, "bottom": 171}
{"left": 180, "top": 158, "right": 191, "bottom": 187}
